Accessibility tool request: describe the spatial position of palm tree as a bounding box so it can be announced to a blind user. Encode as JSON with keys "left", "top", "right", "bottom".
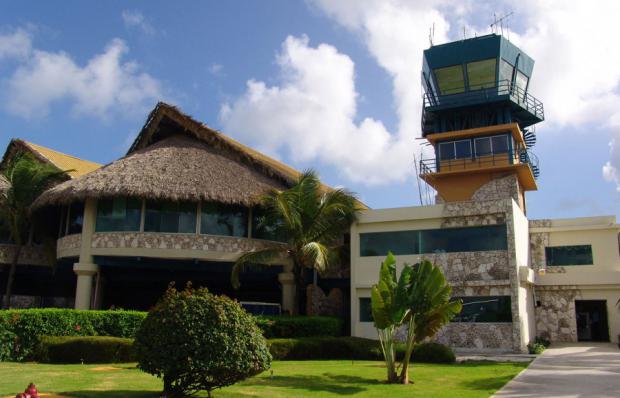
{"left": 1, "top": 153, "right": 65, "bottom": 308}
{"left": 231, "top": 170, "right": 360, "bottom": 314}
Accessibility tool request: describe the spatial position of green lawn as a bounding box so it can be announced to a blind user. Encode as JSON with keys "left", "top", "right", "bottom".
{"left": 0, "top": 360, "right": 527, "bottom": 398}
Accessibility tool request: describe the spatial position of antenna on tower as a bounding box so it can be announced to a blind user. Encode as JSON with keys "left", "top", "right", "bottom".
{"left": 429, "top": 23, "right": 435, "bottom": 46}
{"left": 490, "top": 11, "right": 514, "bottom": 36}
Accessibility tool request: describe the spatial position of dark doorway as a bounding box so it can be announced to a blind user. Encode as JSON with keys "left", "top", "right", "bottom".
{"left": 575, "top": 300, "right": 610, "bottom": 342}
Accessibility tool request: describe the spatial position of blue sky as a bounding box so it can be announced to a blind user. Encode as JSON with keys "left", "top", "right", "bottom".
{"left": 0, "top": 0, "right": 618, "bottom": 219}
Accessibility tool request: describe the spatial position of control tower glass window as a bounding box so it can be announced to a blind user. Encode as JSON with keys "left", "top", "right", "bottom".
{"left": 439, "top": 140, "right": 471, "bottom": 160}
{"left": 515, "top": 71, "right": 529, "bottom": 93}
{"left": 499, "top": 60, "right": 514, "bottom": 85}
{"left": 467, "top": 58, "right": 496, "bottom": 90}
{"left": 434, "top": 65, "right": 465, "bottom": 95}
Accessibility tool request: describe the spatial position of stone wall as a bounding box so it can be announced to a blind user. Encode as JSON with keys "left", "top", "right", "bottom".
{"left": 0, "top": 244, "right": 51, "bottom": 266}
{"left": 471, "top": 174, "right": 520, "bottom": 204}
{"left": 430, "top": 251, "right": 510, "bottom": 282}
{"left": 306, "top": 285, "right": 344, "bottom": 316}
{"left": 534, "top": 286, "right": 580, "bottom": 342}
{"left": 90, "top": 232, "right": 285, "bottom": 254}
{"left": 56, "top": 234, "right": 82, "bottom": 258}
{"left": 529, "top": 219, "right": 551, "bottom": 273}
{"left": 435, "top": 322, "right": 514, "bottom": 351}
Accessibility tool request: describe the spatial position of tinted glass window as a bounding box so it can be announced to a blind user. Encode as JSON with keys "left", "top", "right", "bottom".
{"left": 439, "top": 142, "right": 455, "bottom": 160}
{"left": 475, "top": 137, "right": 492, "bottom": 156}
{"left": 492, "top": 135, "right": 509, "bottom": 154}
{"left": 499, "top": 59, "right": 514, "bottom": 85}
{"left": 67, "top": 202, "right": 84, "bottom": 235}
{"left": 434, "top": 65, "right": 465, "bottom": 95}
{"left": 360, "top": 225, "right": 507, "bottom": 257}
{"left": 360, "top": 230, "right": 419, "bottom": 256}
{"left": 546, "top": 245, "right": 593, "bottom": 266}
{"left": 359, "top": 298, "right": 373, "bottom": 322}
{"left": 145, "top": 201, "right": 197, "bottom": 233}
{"left": 455, "top": 140, "right": 472, "bottom": 158}
{"left": 0, "top": 216, "right": 11, "bottom": 243}
{"left": 58, "top": 206, "right": 68, "bottom": 237}
{"left": 453, "top": 296, "right": 512, "bottom": 323}
{"left": 201, "top": 202, "right": 248, "bottom": 237}
{"left": 515, "top": 70, "right": 529, "bottom": 93}
{"left": 467, "top": 58, "right": 496, "bottom": 90}
{"left": 251, "top": 207, "right": 286, "bottom": 242}
{"left": 95, "top": 198, "right": 142, "bottom": 232}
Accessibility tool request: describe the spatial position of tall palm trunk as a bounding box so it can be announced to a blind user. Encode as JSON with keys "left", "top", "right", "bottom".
{"left": 292, "top": 260, "right": 306, "bottom": 315}
{"left": 2, "top": 244, "right": 22, "bottom": 309}
{"left": 398, "top": 317, "right": 416, "bottom": 384}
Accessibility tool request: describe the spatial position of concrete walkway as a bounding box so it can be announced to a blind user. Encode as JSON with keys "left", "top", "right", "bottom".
{"left": 493, "top": 343, "right": 620, "bottom": 398}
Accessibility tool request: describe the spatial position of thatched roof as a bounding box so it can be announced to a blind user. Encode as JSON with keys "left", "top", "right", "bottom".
{"left": 0, "top": 139, "right": 101, "bottom": 179}
{"left": 0, "top": 174, "right": 8, "bottom": 192}
{"left": 32, "top": 102, "right": 368, "bottom": 209}
{"left": 33, "top": 134, "right": 287, "bottom": 208}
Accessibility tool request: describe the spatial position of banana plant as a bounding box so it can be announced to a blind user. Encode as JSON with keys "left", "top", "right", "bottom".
{"left": 371, "top": 254, "right": 462, "bottom": 384}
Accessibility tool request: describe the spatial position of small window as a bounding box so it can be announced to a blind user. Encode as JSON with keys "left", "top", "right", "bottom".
{"left": 359, "top": 298, "right": 373, "bottom": 322}
{"left": 434, "top": 65, "right": 465, "bottom": 95}
{"left": 467, "top": 58, "right": 497, "bottom": 90}
{"left": 454, "top": 140, "right": 472, "bottom": 158}
{"left": 145, "top": 201, "right": 197, "bottom": 234}
{"left": 201, "top": 202, "right": 248, "bottom": 237}
{"left": 546, "top": 245, "right": 593, "bottom": 266}
{"left": 491, "top": 136, "right": 509, "bottom": 154}
{"left": 453, "top": 296, "right": 512, "bottom": 323}
{"left": 475, "top": 137, "right": 492, "bottom": 156}
{"left": 439, "top": 142, "right": 456, "bottom": 160}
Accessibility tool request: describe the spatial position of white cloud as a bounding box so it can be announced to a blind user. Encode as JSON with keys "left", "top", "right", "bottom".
{"left": 1, "top": 30, "right": 161, "bottom": 119}
{"left": 222, "top": 1, "right": 449, "bottom": 184}
{"left": 603, "top": 130, "right": 620, "bottom": 191}
{"left": 121, "top": 10, "right": 154, "bottom": 35}
{"left": 0, "top": 28, "right": 31, "bottom": 59}
{"left": 221, "top": 35, "right": 411, "bottom": 184}
{"left": 209, "top": 63, "right": 223, "bottom": 76}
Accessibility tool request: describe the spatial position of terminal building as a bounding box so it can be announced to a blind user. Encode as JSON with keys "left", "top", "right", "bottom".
{"left": 1, "top": 34, "right": 619, "bottom": 352}
{"left": 350, "top": 34, "right": 620, "bottom": 351}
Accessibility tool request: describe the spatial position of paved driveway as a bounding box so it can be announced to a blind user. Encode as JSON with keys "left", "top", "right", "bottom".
{"left": 493, "top": 343, "right": 620, "bottom": 398}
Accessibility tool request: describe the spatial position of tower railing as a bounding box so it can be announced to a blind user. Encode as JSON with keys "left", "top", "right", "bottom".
{"left": 422, "top": 79, "right": 544, "bottom": 121}
{"left": 419, "top": 148, "right": 539, "bottom": 178}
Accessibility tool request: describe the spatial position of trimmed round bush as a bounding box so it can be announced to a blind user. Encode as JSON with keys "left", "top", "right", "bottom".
{"left": 412, "top": 342, "right": 456, "bottom": 364}
{"left": 134, "top": 286, "right": 271, "bottom": 398}
{"left": 36, "top": 336, "right": 135, "bottom": 363}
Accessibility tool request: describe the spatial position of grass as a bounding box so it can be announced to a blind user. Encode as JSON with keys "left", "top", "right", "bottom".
{"left": 0, "top": 360, "right": 527, "bottom": 398}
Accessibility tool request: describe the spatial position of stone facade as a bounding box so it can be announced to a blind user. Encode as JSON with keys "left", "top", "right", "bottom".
{"left": 435, "top": 322, "right": 514, "bottom": 351}
{"left": 0, "top": 244, "right": 51, "bottom": 266}
{"left": 430, "top": 251, "right": 510, "bottom": 282}
{"left": 529, "top": 219, "right": 551, "bottom": 273}
{"left": 56, "top": 234, "right": 82, "bottom": 258}
{"left": 306, "top": 285, "right": 344, "bottom": 316}
{"left": 534, "top": 286, "right": 580, "bottom": 342}
{"left": 90, "top": 232, "right": 285, "bottom": 254}
{"left": 471, "top": 174, "right": 520, "bottom": 204}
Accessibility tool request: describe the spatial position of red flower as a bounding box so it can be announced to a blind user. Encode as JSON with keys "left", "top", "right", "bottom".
{"left": 74, "top": 325, "right": 81, "bottom": 331}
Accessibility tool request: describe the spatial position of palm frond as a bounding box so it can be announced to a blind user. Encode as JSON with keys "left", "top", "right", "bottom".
{"left": 230, "top": 247, "right": 288, "bottom": 289}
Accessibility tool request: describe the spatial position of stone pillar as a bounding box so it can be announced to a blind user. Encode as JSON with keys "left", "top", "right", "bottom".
{"left": 278, "top": 272, "right": 295, "bottom": 314}
{"left": 74, "top": 198, "right": 98, "bottom": 310}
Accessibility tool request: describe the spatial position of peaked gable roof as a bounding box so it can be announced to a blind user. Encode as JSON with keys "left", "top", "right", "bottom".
{"left": 1, "top": 139, "right": 102, "bottom": 179}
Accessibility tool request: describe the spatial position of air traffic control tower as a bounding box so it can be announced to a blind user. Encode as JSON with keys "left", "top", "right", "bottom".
{"left": 418, "top": 33, "right": 544, "bottom": 210}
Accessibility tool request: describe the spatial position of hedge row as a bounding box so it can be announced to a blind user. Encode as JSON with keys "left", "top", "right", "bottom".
{"left": 256, "top": 316, "right": 343, "bottom": 338}
{"left": 32, "top": 335, "right": 455, "bottom": 364}
{"left": 36, "top": 336, "right": 135, "bottom": 363}
{"left": 0, "top": 309, "right": 145, "bottom": 361}
{"left": 0, "top": 309, "right": 343, "bottom": 361}
{"left": 268, "top": 337, "right": 455, "bottom": 363}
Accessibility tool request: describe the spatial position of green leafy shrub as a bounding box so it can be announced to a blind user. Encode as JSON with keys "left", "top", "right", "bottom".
{"left": 411, "top": 342, "right": 456, "bottom": 364}
{"left": 36, "top": 336, "right": 135, "bottom": 363}
{"left": 269, "top": 336, "right": 384, "bottom": 360}
{"left": 0, "top": 309, "right": 145, "bottom": 361}
{"left": 255, "top": 315, "right": 342, "bottom": 338}
{"left": 134, "top": 286, "right": 271, "bottom": 398}
{"left": 528, "top": 336, "right": 550, "bottom": 354}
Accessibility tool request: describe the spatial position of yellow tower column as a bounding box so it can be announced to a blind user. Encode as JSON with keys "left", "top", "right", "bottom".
{"left": 73, "top": 198, "right": 99, "bottom": 310}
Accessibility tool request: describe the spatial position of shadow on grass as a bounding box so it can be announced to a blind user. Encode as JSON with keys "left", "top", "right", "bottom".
{"left": 61, "top": 391, "right": 160, "bottom": 398}
{"left": 240, "top": 372, "right": 381, "bottom": 395}
{"left": 459, "top": 375, "right": 517, "bottom": 391}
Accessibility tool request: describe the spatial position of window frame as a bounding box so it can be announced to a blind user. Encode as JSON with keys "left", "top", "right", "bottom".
{"left": 545, "top": 245, "right": 594, "bottom": 266}
{"left": 466, "top": 58, "right": 497, "bottom": 91}
{"left": 439, "top": 139, "right": 472, "bottom": 161}
{"left": 433, "top": 64, "right": 466, "bottom": 95}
